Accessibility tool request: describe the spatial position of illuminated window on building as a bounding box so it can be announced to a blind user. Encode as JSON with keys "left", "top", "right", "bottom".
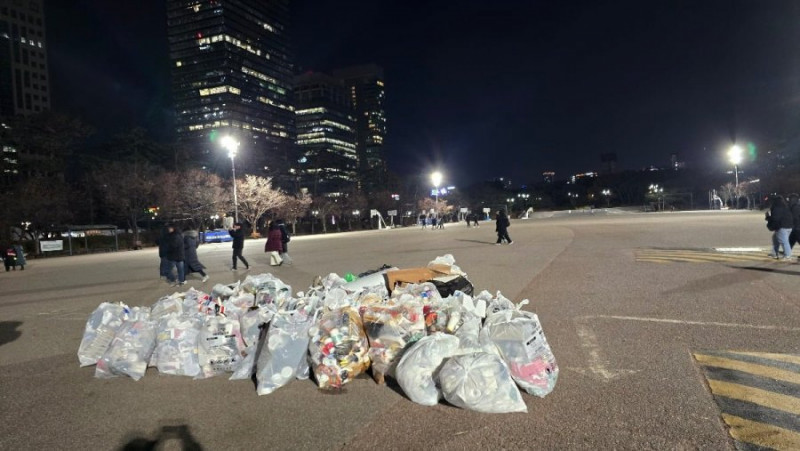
{"left": 199, "top": 85, "right": 240, "bottom": 96}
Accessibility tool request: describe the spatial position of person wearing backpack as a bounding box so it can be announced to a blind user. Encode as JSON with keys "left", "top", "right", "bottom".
{"left": 495, "top": 210, "right": 513, "bottom": 245}
{"left": 276, "top": 218, "right": 293, "bottom": 265}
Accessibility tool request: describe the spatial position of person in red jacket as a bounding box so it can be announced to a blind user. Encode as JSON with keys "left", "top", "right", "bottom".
{"left": 264, "top": 221, "right": 284, "bottom": 266}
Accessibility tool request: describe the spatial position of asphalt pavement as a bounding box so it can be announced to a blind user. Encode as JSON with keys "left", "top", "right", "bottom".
{"left": 1, "top": 210, "right": 798, "bottom": 450}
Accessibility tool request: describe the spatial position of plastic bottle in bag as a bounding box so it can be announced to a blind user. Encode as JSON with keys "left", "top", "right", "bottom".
{"left": 361, "top": 301, "right": 425, "bottom": 382}
{"left": 396, "top": 333, "right": 461, "bottom": 406}
{"left": 309, "top": 307, "right": 370, "bottom": 389}
{"left": 439, "top": 352, "right": 528, "bottom": 413}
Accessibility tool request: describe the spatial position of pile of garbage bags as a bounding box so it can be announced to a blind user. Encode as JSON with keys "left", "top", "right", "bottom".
{"left": 77, "top": 255, "right": 558, "bottom": 414}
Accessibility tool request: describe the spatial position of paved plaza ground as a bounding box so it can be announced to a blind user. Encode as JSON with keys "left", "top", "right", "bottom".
{"left": 1, "top": 210, "right": 798, "bottom": 450}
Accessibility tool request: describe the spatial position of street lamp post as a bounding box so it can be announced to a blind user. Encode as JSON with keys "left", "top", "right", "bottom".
{"left": 602, "top": 189, "right": 611, "bottom": 207}
{"left": 728, "top": 145, "right": 743, "bottom": 188}
{"left": 431, "top": 171, "right": 443, "bottom": 217}
{"left": 220, "top": 136, "right": 240, "bottom": 223}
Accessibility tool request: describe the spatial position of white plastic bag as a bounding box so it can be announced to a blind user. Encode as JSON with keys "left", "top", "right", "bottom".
{"left": 155, "top": 314, "right": 202, "bottom": 377}
{"left": 439, "top": 352, "right": 528, "bottom": 413}
{"left": 196, "top": 314, "right": 246, "bottom": 379}
{"left": 256, "top": 309, "right": 317, "bottom": 395}
{"left": 396, "top": 333, "right": 460, "bottom": 406}
{"left": 78, "top": 302, "right": 130, "bottom": 367}
{"left": 484, "top": 308, "right": 558, "bottom": 397}
{"left": 95, "top": 319, "right": 157, "bottom": 381}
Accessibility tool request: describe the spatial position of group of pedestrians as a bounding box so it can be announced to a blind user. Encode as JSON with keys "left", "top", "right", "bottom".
{"left": 766, "top": 193, "right": 800, "bottom": 261}
{"left": 158, "top": 222, "right": 209, "bottom": 286}
{"left": 157, "top": 219, "right": 294, "bottom": 286}
{"left": 264, "top": 219, "right": 292, "bottom": 266}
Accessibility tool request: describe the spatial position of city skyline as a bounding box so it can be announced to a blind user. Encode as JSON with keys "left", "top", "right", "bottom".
{"left": 41, "top": 0, "right": 800, "bottom": 187}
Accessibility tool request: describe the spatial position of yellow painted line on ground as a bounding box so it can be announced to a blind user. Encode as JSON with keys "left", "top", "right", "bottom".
{"left": 694, "top": 354, "right": 800, "bottom": 385}
{"left": 708, "top": 379, "right": 800, "bottom": 416}
{"left": 636, "top": 253, "right": 769, "bottom": 261}
{"left": 634, "top": 258, "right": 671, "bottom": 264}
{"left": 721, "top": 413, "right": 800, "bottom": 450}
{"left": 728, "top": 352, "right": 800, "bottom": 366}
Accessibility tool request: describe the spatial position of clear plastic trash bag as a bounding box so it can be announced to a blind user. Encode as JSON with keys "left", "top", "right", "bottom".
{"left": 483, "top": 307, "right": 558, "bottom": 397}
{"left": 155, "top": 314, "right": 202, "bottom": 377}
{"left": 309, "top": 307, "right": 370, "bottom": 389}
{"left": 95, "top": 318, "right": 157, "bottom": 381}
{"left": 395, "top": 333, "right": 461, "bottom": 406}
{"left": 439, "top": 352, "right": 528, "bottom": 413}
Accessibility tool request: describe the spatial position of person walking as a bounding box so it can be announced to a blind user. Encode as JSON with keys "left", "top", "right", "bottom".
{"left": 420, "top": 214, "right": 427, "bottom": 229}
{"left": 183, "top": 223, "right": 209, "bottom": 282}
{"left": 264, "top": 220, "right": 284, "bottom": 266}
{"left": 156, "top": 226, "right": 170, "bottom": 280}
{"left": 473, "top": 212, "right": 480, "bottom": 227}
{"left": 788, "top": 193, "right": 800, "bottom": 256}
{"left": 165, "top": 224, "right": 186, "bottom": 285}
{"left": 765, "top": 196, "right": 793, "bottom": 261}
{"left": 276, "top": 218, "right": 293, "bottom": 265}
{"left": 495, "top": 210, "right": 513, "bottom": 245}
{"left": 229, "top": 222, "right": 249, "bottom": 270}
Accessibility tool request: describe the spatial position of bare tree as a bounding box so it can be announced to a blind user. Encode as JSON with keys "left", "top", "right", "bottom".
{"left": 6, "top": 177, "right": 74, "bottom": 253}
{"left": 719, "top": 183, "right": 736, "bottom": 209}
{"left": 236, "top": 175, "right": 287, "bottom": 236}
{"left": 311, "top": 197, "right": 341, "bottom": 233}
{"left": 94, "top": 160, "right": 160, "bottom": 246}
{"left": 274, "top": 193, "right": 312, "bottom": 235}
{"left": 156, "top": 169, "right": 231, "bottom": 227}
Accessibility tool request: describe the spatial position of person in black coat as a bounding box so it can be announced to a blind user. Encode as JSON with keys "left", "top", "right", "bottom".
{"left": 766, "top": 196, "right": 794, "bottom": 260}
{"left": 228, "top": 222, "right": 249, "bottom": 270}
{"left": 165, "top": 224, "right": 186, "bottom": 285}
{"left": 276, "top": 218, "right": 292, "bottom": 265}
{"left": 495, "top": 210, "right": 513, "bottom": 245}
{"left": 156, "top": 226, "right": 170, "bottom": 280}
{"left": 183, "top": 226, "right": 208, "bottom": 282}
{"left": 788, "top": 193, "right": 800, "bottom": 252}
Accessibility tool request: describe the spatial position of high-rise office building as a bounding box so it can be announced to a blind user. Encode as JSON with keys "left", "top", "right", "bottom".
{"left": 332, "top": 64, "right": 386, "bottom": 191}
{"left": 0, "top": 0, "right": 50, "bottom": 186}
{"left": 294, "top": 72, "right": 357, "bottom": 197}
{"left": 167, "top": 0, "right": 296, "bottom": 179}
{"left": 0, "top": 0, "right": 49, "bottom": 117}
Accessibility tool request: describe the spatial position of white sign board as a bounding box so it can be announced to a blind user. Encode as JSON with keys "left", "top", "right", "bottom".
{"left": 370, "top": 209, "right": 379, "bottom": 217}
{"left": 482, "top": 208, "right": 491, "bottom": 213}
{"left": 41, "top": 240, "right": 64, "bottom": 252}
{"left": 460, "top": 208, "right": 468, "bottom": 213}
{"left": 387, "top": 210, "right": 397, "bottom": 216}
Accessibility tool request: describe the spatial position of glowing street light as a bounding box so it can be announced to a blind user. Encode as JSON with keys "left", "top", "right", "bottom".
{"left": 602, "top": 189, "right": 611, "bottom": 207}
{"left": 728, "top": 145, "right": 743, "bottom": 187}
{"left": 220, "top": 136, "right": 240, "bottom": 222}
{"left": 431, "top": 171, "right": 443, "bottom": 211}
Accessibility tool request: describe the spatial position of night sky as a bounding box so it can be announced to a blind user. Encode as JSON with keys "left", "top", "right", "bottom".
{"left": 44, "top": 0, "right": 799, "bottom": 186}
